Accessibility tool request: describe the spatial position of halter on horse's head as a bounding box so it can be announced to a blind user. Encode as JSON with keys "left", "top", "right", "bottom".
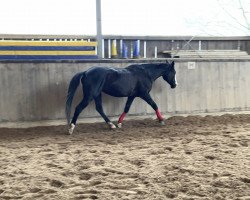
{"left": 163, "top": 61, "right": 177, "bottom": 88}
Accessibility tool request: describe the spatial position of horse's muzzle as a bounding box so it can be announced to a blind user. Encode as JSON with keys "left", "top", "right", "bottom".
{"left": 171, "top": 84, "right": 177, "bottom": 89}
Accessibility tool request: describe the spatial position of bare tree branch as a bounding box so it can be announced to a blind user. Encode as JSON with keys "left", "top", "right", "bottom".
{"left": 238, "top": 0, "right": 250, "bottom": 29}
{"left": 217, "top": 0, "right": 249, "bottom": 30}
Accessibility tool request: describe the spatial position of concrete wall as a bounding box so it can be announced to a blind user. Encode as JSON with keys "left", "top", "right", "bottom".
{"left": 0, "top": 59, "right": 250, "bottom": 122}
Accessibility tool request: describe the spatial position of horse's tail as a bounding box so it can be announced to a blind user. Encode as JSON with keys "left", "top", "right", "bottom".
{"left": 65, "top": 72, "right": 85, "bottom": 125}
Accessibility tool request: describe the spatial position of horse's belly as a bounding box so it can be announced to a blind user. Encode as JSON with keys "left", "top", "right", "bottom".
{"left": 103, "top": 84, "right": 134, "bottom": 97}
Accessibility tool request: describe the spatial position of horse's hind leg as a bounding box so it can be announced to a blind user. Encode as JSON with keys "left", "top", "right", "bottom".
{"left": 69, "top": 96, "right": 93, "bottom": 134}
{"left": 94, "top": 94, "right": 116, "bottom": 129}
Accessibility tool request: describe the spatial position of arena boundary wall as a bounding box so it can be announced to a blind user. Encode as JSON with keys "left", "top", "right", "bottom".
{"left": 0, "top": 59, "right": 250, "bottom": 123}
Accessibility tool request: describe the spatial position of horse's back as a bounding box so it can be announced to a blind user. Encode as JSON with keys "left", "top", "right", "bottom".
{"left": 85, "top": 66, "right": 110, "bottom": 77}
{"left": 101, "top": 67, "right": 139, "bottom": 97}
{"left": 83, "top": 65, "right": 150, "bottom": 97}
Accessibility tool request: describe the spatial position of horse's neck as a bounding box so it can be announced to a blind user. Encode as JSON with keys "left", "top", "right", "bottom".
{"left": 145, "top": 64, "right": 167, "bottom": 81}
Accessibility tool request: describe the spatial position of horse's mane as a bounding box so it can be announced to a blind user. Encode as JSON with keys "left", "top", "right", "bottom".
{"left": 126, "top": 63, "right": 167, "bottom": 71}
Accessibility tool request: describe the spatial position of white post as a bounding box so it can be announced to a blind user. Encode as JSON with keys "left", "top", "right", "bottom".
{"left": 154, "top": 46, "right": 157, "bottom": 58}
{"left": 143, "top": 41, "right": 147, "bottom": 58}
{"left": 108, "top": 39, "right": 111, "bottom": 58}
{"left": 171, "top": 40, "right": 174, "bottom": 50}
{"left": 237, "top": 40, "right": 241, "bottom": 50}
{"left": 131, "top": 41, "right": 133, "bottom": 58}
{"left": 120, "top": 39, "right": 123, "bottom": 56}
{"left": 102, "top": 39, "right": 105, "bottom": 58}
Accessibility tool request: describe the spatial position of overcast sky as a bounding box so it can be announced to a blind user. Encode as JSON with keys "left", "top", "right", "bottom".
{"left": 0, "top": 0, "right": 249, "bottom": 36}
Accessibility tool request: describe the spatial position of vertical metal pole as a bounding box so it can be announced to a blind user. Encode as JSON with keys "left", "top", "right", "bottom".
{"left": 96, "top": 0, "right": 103, "bottom": 59}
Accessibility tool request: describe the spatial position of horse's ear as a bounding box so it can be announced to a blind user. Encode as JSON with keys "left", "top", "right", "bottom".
{"left": 170, "top": 61, "right": 175, "bottom": 68}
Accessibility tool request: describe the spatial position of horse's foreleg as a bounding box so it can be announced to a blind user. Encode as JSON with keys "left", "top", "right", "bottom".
{"left": 140, "top": 94, "right": 165, "bottom": 125}
{"left": 118, "top": 96, "right": 135, "bottom": 128}
{"left": 95, "top": 95, "right": 116, "bottom": 129}
{"left": 156, "top": 109, "right": 164, "bottom": 121}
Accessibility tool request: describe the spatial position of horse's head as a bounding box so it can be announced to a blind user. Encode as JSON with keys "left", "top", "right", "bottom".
{"left": 163, "top": 61, "right": 177, "bottom": 89}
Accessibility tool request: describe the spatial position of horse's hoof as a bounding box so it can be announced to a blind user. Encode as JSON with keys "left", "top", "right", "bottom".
{"left": 68, "top": 123, "right": 75, "bottom": 135}
{"left": 159, "top": 120, "right": 165, "bottom": 125}
{"left": 117, "top": 123, "right": 122, "bottom": 128}
{"left": 108, "top": 122, "right": 116, "bottom": 129}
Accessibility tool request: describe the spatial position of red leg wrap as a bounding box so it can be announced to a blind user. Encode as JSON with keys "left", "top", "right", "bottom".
{"left": 118, "top": 112, "right": 126, "bottom": 123}
{"left": 156, "top": 109, "right": 164, "bottom": 121}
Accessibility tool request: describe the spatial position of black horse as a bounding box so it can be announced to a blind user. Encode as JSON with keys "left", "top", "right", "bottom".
{"left": 66, "top": 61, "right": 177, "bottom": 134}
